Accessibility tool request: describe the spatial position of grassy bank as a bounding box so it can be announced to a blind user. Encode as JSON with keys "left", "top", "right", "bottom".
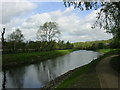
{"left": 57, "top": 59, "right": 100, "bottom": 88}
{"left": 3, "top": 49, "right": 76, "bottom": 69}
{"left": 96, "top": 49, "right": 118, "bottom": 54}
{"left": 56, "top": 49, "right": 120, "bottom": 88}
{"left": 110, "top": 55, "right": 120, "bottom": 73}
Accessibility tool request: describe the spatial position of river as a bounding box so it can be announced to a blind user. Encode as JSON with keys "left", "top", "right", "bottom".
{"left": 0, "top": 50, "right": 101, "bottom": 88}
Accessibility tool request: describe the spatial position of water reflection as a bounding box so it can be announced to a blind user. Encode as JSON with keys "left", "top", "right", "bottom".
{"left": 34, "top": 62, "right": 50, "bottom": 85}
{"left": 2, "top": 70, "right": 6, "bottom": 90}
{"left": 6, "top": 67, "right": 26, "bottom": 88}
{"left": 2, "top": 50, "right": 101, "bottom": 88}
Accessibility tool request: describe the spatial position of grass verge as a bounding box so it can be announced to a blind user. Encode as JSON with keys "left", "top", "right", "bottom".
{"left": 110, "top": 55, "right": 120, "bottom": 73}
{"left": 56, "top": 49, "right": 120, "bottom": 88}
{"left": 2, "top": 49, "right": 76, "bottom": 69}
{"left": 96, "top": 49, "right": 117, "bottom": 54}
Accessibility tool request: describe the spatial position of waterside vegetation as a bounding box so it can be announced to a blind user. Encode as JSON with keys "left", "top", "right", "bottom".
{"left": 3, "top": 49, "right": 76, "bottom": 69}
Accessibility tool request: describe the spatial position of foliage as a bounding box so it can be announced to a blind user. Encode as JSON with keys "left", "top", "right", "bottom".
{"left": 73, "top": 39, "right": 112, "bottom": 50}
{"left": 7, "top": 28, "right": 24, "bottom": 42}
{"left": 37, "top": 22, "right": 60, "bottom": 42}
{"left": 4, "top": 40, "right": 73, "bottom": 53}
{"left": 96, "top": 49, "right": 114, "bottom": 54}
{"left": 3, "top": 49, "right": 76, "bottom": 69}
{"left": 110, "top": 55, "right": 120, "bottom": 73}
{"left": 110, "top": 38, "right": 120, "bottom": 48}
{"left": 66, "top": 41, "right": 73, "bottom": 49}
{"left": 3, "top": 27, "right": 73, "bottom": 53}
{"left": 36, "top": 22, "right": 61, "bottom": 51}
{"left": 5, "top": 29, "right": 24, "bottom": 52}
{"left": 93, "top": 2, "right": 120, "bottom": 34}
{"left": 64, "top": 1, "right": 120, "bottom": 34}
{"left": 63, "top": 1, "right": 120, "bottom": 45}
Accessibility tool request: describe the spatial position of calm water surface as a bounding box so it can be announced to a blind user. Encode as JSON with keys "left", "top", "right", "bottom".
{"left": 1, "top": 50, "right": 101, "bottom": 88}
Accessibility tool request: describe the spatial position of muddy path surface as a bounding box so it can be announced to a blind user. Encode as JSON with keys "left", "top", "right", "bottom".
{"left": 96, "top": 55, "right": 119, "bottom": 88}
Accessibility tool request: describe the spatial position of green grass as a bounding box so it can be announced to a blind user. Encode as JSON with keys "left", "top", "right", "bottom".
{"left": 57, "top": 56, "right": 102, "bottom": 88}
{"left": 56, "top": 49, "right": 120, "bottom": 88}
{"left": 57, "top": 60, "right": 100, "bottom": 88}
{"left": 3, "top": 49, "right": 76, "bottom": 68}
{"left": 110, "top": 55, "right": 120, "bottom": 73}
{"left": 96, "top": 49, "right": 117, "bottom": 54}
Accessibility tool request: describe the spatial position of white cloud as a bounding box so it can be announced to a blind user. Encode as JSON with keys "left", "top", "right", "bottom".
{"left": 1, "top": 5, "right": 113, "bottom": 42}
{"left": 1, "top": 0, "right": 36, "bottom": 24}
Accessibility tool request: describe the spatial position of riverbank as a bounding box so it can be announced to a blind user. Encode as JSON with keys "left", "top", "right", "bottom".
{"left": 110, "top": 55, "right": 120, "bottom": 73}
{"left": 96, "top": 54, "right": 119, "bottom": 88}
{"left": 43, "top": 49, "right": 120, "bottom": 88}
{"left": 2, "top": 49, "right": 76, "bottom": 69}
{"left": 44, "top": 58, "right": 101, "bottom": 88}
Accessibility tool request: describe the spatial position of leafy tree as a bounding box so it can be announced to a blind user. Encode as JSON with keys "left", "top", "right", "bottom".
{"left": 66, "top": 41, "right": 73, "bottom": 49}
{"left": 7, "top": 29, "right": 24, "bottom": 42}
{"left": 73, "top": 39, "right": 111, "bottom": 50}
{"left": 37, "top": 22, "right": 60, "bottom": 42}
{"left": 57, "top": 40, "right": 66, "bottom": 49}
{"left": 37, "top": 22, "right": 60, "bottom": 51}
{"left": 93, "top": 2, "right": 120, "bottom": 40}
{"left": 1, "top": 28, "right": 5, "bottom": 53}
{"left": 110, "top": 38, "right": 120, "bottom": 48}
{"left": 7, "top": 28, "right": 24, "bottom": 52}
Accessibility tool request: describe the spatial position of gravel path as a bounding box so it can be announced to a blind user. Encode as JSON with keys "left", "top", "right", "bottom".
{"left": 96, "top": 55, "right": 119, "bottom": 88}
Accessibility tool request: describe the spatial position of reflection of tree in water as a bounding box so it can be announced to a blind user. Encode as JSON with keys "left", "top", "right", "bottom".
{"left": 7, "top": 67, "right": 26, "bottom": 88}
{"left": 33, "top": 55, "right": 72, "bottom": 86}
{"left": 45, "top": 60, "right": 57, "bottom": 81}
{"left": 34, "top": 60, "right": 57, "bottom": 85}
{"left": 2, "top": 70, "right": 6, "bottom": 90}
{"left": 34, "top": 62, "right": 49, "bottom": 84}
{"left": 54, "top": 54, "right": 71, "bottom": 75}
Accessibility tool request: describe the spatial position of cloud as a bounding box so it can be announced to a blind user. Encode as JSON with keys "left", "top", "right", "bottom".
{"left": 1, "top": 5, "right": 113, "bottom": 42}
{"left": 1, "top": 0, "right": 36, "bottom": 24}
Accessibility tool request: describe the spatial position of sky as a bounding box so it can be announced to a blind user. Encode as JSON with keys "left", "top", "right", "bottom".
{"left": 0, "top": 0, "right": 113, "bottom": 43}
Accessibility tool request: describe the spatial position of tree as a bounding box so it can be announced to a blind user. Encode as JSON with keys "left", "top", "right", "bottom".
{"left": 93, "top": 2, "right": 120, "bottom": 40}
{"left": 66, "top": 41, "right": 73, "bottom": 49}
{"left": 37, "top": 22, "right": 60, "bottom": 42}
{"left": 1, "top": 28, "right": 5, "bottom": 53}
{"left": 63, "top": 1, "right": 120, "bottom": 40}
{"left": 7, "top": 28, "right": 24, "bottom": 52}
{"left": 57, "top": 40, "right": 66, "bottom": 49}
{"left": 7, "top": 29, "right": 24, "bottom": 42}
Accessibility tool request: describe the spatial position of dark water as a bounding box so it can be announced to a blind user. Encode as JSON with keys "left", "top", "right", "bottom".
{"left": 1, "top": 50, "right": 101, "bottom": 88}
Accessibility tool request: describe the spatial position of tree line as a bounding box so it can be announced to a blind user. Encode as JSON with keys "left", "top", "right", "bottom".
{"left": 2, "top": 22, "right": 73, "bottom": 53}
{"left": 2, "top": 20, "right": 119, "bottom": 54}
{"left": 73, "top": 39, "right": 120, "bottom": 50}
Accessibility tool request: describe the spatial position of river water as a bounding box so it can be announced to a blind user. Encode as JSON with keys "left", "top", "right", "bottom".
{"left": 1, "top": 50, "right": 101, "bottom": 88}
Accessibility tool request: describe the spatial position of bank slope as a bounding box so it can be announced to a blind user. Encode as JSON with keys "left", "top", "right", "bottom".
{"left": 3, "top": 49, "right": 76, "bottom": 69}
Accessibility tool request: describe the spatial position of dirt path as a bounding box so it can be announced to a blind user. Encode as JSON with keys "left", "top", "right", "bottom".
{"left": 96, "top": 55, "right": 119, "bottom": 88}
